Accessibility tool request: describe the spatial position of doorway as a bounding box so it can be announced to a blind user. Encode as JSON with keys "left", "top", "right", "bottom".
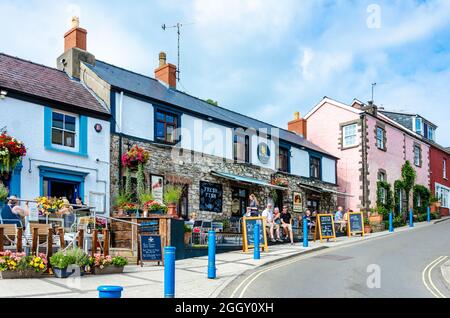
{"left": 231, "top": 187, "right": 248, "bottom": 217}
{"left": 43, "top": 178, "right": 80, "bottom": 204}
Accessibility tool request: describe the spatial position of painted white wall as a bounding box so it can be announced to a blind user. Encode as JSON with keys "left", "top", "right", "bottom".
{"left": 0, "top": 96, "right": 110, "bottom": 214}
{"left": 116, "top": 93, "right": 154, "bottom": 140}
{"left": 322, "top": 157, "right": 336, "bottom": 184}
{"left": 181, "top": 114, "right": 233, "bottom": 160}
{"left": 291, "top": 147, "right": 310, "bottom": 177}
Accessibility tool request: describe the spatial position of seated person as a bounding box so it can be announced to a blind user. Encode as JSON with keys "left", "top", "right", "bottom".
{"left": 1, "top": 196, "right": 29, "bottom": 228}
{"left": 334, "top": 206, "right": 346, "bottom": 233}
{"left": 280, "top": 206, "right": 294, "bottom": 245}
{"left": 303, "top": 210, "right": 316, "bottom": 230}
{"left": 272, "top": 208, "right": 283, "bottom": 242}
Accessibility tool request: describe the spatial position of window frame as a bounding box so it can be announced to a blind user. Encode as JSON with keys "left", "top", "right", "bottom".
{"left": 444, "top": 159, "right": 447, "bottom": 180}
{"left": 342, "top": 123, "right": 358, "bottom": 148}
{"left": 310, "top": 156, "right": 321, "bottom": 180}
{"left": 413, "top": 145, "right": 422, "bottom": 167}
{"left": 51, "top": 111, "right": 78, "bottom": 149}
{"left": 277, "top": 146, "right": 290, "bottom": 173}
{"left": 233, "top": 133, "right": 250, "bottom": 164}
{"left": 376, "top": 126, "right": 386, "bottom": 150}
{"left": 154, "top": 109, "right": 179, "bottom": 145}
{"left": 415, "top": 117, "right": 423, "bottom": 135}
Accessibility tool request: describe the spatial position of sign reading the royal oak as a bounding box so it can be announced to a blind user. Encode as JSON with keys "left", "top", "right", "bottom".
{"left": 199, "top": 181, "right": 223, "bottom": 213}
{"left": 257, "top": 142, "right": 271, "bottom": 164}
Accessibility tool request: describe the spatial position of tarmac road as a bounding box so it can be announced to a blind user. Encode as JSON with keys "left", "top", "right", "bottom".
{"left": 225, "top": 220, "right": 450, "bottom": 298}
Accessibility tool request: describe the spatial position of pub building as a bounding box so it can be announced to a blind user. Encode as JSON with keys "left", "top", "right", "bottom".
{"left": 56, "top": 19, "right": 342, "bottom": 256}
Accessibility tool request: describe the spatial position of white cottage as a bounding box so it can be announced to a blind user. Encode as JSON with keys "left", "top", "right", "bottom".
{"left": 0, "top": 53, "right": 111, "bottom": 214}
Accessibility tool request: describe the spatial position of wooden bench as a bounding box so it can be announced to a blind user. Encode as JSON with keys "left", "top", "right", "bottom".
{"left": 0, "top": 224, "right": 23, "bottom": 252}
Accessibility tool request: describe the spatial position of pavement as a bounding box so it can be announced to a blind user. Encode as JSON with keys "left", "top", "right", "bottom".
{"left": 0, "top": 218, "right": 448, "bottom": 298}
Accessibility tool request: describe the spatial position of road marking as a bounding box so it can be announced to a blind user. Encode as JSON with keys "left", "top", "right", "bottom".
{"left": 422, "top": 256, "right": 448, "bottom": 298}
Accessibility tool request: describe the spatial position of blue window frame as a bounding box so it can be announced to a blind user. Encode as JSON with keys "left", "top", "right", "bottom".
{"left": 44, "top": 107, "right": 88, "bottom": 157}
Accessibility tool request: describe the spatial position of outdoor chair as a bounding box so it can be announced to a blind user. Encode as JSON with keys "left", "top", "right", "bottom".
{"left": 0, "top": 224, "right": 24, "bottom": 252}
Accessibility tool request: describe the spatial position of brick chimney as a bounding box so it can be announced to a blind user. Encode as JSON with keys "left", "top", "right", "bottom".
{"left": 288, "top": 112, "right": 307, "bottom": 138}
{"left": 154, "top": 52, "right": 177, "bottom": 89}
{"left": 57, "top": 17, "right": 95, "bottom": 79}
{"left": 64, "top": 17, "right": 87, "bottom": 52}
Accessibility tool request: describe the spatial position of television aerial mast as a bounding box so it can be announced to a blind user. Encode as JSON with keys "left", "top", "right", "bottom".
{"left": 161, "top": 22, "right": 194, "bottom": 83}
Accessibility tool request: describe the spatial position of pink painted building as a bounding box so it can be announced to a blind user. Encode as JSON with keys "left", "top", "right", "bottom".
{"left": 303, "top": 97, "right": 430, "bottom": 213}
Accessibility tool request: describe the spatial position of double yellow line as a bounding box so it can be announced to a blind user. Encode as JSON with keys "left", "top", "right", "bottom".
{"left": 422, "top": 256, "right": 448, "bottom": 298}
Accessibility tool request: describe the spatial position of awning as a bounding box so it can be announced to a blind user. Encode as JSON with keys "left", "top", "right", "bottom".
{"left": 211, "top": 171, "right": 288, "bottom": 191}
{"left": 298, "top": 182, "right": 354, "bottom": 197}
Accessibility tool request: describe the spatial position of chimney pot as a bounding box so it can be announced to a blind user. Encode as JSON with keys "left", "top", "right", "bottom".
{"left": 294, "top": 112, "right": 300, "bottom": 120}
{"left": 71, "top": 16, "right": 80, "bottom": 29}
{"left": 155, "top": 52, "right": 177, "bottom": 89}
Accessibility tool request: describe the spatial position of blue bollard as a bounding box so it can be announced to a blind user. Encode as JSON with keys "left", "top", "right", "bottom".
{"left": 254, "top": 223, "right": 260, "bottom": 260}
{"left": 208, "top": 231, "right": 216, "bottom": 279}
{"left": 97, "top": 286, "right": 123, "bottom": 298}
{"left": 409, "top": 209, "right": 414, "bottom": 228}
{"left": 164, "top": 246, "right": 176, "bottom": 298}
{"left": 303, "top": 218, "right": 309, "bottom": 248}
{"left": 427, "top": 206, "right": 431, "bottom": 223}
{"left": 389, "top": 212, "right": 394, "bottom": 232}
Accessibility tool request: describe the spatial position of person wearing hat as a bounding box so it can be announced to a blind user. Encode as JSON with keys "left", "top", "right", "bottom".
{"left": 1, "top": 196, "right": 29, "bottom": 227}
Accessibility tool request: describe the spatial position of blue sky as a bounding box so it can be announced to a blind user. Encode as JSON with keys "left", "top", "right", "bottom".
{"left": 1, "top": 0, "right": 450, "bottom": 145}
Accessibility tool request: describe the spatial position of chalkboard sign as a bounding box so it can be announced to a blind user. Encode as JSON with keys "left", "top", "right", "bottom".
{"left": 140, "top": 220, "right": 159, "bottom": 234}
{"left": 199, "top": 181, "right": 223, "bottom": 213}
{"left": 316, "top": 214, "right": 336, "bottom": 242}
{"left": 139, "top": 235, "right": 163, "bottom": 264}
{"left": 348, "top": 212, "right": 364, "bottom": 237}
{"left": 242, "top": 217, "right": 268, "bottom": 253}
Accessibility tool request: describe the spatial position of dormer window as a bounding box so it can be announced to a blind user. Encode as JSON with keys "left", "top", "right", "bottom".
{"left": 414, "top": 117, "right": 423, "bottom": 135}
{"left": 428, "top": 127, "right": 435, "bottom": 141}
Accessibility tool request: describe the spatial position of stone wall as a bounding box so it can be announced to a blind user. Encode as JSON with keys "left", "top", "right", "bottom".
{"left": 110, "top": 134, "right": 338, "bottom": 221}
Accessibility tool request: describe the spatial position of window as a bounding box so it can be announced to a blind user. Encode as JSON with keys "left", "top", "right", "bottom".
{"left": 51, "top": 112, "right": 76, "bottom": 148}
{"left": 234, "top": 134, "right": 250, "bottom": 163}
{"left": 342, "top": 124, "right": 357, "bottom": 148}
{"left": 379, "top": 187, "right": 386, "bottom": 205}
{"left": 436, "top": 185, "right": 449, "bottom": 208}
{"left": 444, "top": 159, "right": 447, "bottom": 179}
{"left": 376, "top": 127, "right": 385, "bottom": 150}
{"left": 428, "top": 127, "right": 435, "bottom": 141}
{"left": 278, "top": 147, "right": 290, "bottom": 173}
{"left": 415, "top": 117, "right": 423, "bottom": 135}
{"left": 378, "top": 171, "right": 386, "bottom": 182}
{"left": 414, "top": 145, "right": 421, "bottom": 167}
{"left": 310, "top": 157, "right": 321, "bottom": 179}
{"left": 155, "top": 110, "right": 178, "bottom": 144}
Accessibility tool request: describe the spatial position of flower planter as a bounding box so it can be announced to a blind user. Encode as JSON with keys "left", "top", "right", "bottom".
{"left": 0, "top": 269, "right": 44, "bottom": 279}
{"left": 184, "top": 232, "right": 192, "bottom": 245}
{"left": 53, "top": 267, "right": 85, "bottom": 279}
{"left": 369, "top": 215, "right": 383, "bottom": 224}
{"left": 93, "top": 266, "right": 124, "bottom": 275}
{"left": 167, "top": 203, "right": 177, "bottom": 217}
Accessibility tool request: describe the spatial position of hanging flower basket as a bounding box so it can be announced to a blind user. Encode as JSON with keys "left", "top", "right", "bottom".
{"left": 0, "top": 131, "right": 27, "bottom": 176}
{"left": 35, "top": 196, "right": 65, "bottom": 216}
{"left": 121, "top": 145, "right": 149, "bottom": 169}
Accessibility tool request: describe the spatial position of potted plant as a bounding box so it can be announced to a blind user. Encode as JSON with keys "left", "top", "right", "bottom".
{"left": 0, "top": 251, "right": 47, "bottom": 279}
{"left": 184, "top": 224, "right": 193, "bottom": 245}
{"left": 35, "top": 196, "right": 65, "bottom": 216}
{"left": 164, "top": 185, "right": 182, "bottom": 217}
{"left": 114, "top": 192, "right": 133, "bottom": 216}
{"left": 368, "top": 208, "right": 383, "bottom": 224}
{"left": 143, "top": 200, "right": 168, "bottom": 215}
{"left": 50, "top": 248, "right": 90, "bottom": 278}
{"left": 139, "top": 192, "right": 154, "bottom": 217}
{"left": 0, "top": 131, "right": 27, "bottom": 182}
{"left": 89, "top": 254, "right": 128, "bottom": 275}
{"left": 364, "top": 218, "right": 371, "bottom": 234}
{"left": 430, "top": 196, "right": 440, "bottom": 213}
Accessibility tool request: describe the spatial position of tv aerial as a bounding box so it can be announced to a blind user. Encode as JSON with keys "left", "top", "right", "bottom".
{"left": 161, "top": 22, "right": 194, "bottom": 83}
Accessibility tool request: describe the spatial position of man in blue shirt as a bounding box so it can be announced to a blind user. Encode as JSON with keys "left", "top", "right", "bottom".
{"left": 334, "top": 206, "right": 345, "bottom": 233}
{"left": 1, "top": 196, "right": 29, "bottom": 227}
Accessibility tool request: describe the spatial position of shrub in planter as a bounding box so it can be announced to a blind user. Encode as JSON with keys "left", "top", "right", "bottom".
{"left": 0, "top": 251, "right": 47, "bottom": 279}
{"left": 89, "top": 254, "right": 128, "bottom": 275}
{"left": 50, "top": 248, "right": 90, "bottom": 278}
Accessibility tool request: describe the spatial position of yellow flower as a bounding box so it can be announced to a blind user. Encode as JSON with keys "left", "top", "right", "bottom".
{"left": 39, "top": 264, "right": 45, "bottom": 269}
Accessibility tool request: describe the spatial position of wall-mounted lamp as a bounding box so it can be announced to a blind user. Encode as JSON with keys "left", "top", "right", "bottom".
{"left": 0, "top": 90, "right": 7, "bottom": 99}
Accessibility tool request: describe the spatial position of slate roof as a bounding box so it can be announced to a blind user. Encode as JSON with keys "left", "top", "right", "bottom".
{"left": 85, "top": 60, "right": 336, "bottom": 158}
{"left": 0, "top": 53, "right": 108, "bottom": 116}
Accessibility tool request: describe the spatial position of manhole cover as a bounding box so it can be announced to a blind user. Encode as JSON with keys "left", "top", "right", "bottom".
{"left": 313, "top": 254, "right": 353, "bottom": 261}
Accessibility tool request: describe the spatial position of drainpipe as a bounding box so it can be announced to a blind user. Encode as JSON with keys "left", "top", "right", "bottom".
{"left": 118, "top": 91, "right": 124, "bottom": 190}
{"left": 360, "top": 114, "right": 368, "bottom": 213}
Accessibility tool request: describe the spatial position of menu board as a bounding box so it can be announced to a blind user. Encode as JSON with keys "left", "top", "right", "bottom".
{"left": 348, "top": 212, "right": 364, "bottom": 237}
{"left": 140, "top": 220, "right": 159, "bottom": 234}
{"left": 316, "top": 214, "right": 336, "bottom": 241}
{"left": 242, "top": 217, "right": 268, "bottom": 252}
{"left": 199, "top": 181, "right": 223, "bottom": 213}
{"left": 140, "top": 235, "right": 162, "bottom": 263}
